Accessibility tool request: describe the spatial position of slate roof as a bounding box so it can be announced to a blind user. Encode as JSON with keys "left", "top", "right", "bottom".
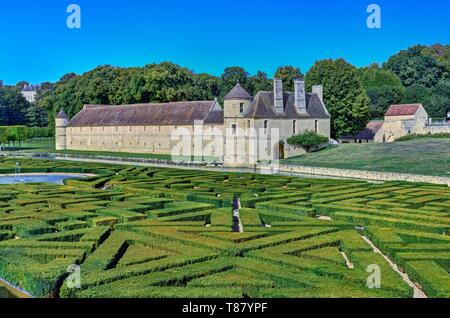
{"left": 356, "top": 121, "right": 383, "bottom": 140}
{"left": 224, "top": 83, "right": 253, "bottom": 101}
{"left": 340, "top": 121, "right": 383, "bottom": 140}
{"left": 243, "top": 91, "right": 330, "bottom": 119}
{"left": 385, "top": 104, "right": 422, "bottom": 117}
{"left": 56, "top": 110, "right": 68, "bottom": 119}
{"left": 67, "top": 101, "right": 223, "bottom": 127}
{"left": 67, "top": 88, "right": 330, "bottom": 127}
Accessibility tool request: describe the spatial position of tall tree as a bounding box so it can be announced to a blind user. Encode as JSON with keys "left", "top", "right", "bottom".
{"left": 358, "top": 64, "right": 405, "bottom": 119}
{"left": 274, "top": 66, "right": 304, "bottom": 92}
{"left": 305, "top": 59, "right": 370, "bottom": 138}
{"left": 0, "top": 87, "right": 30, "bottom": 125}
{"left": 220, "top": 67, "right": 250, "bottom": 95}
{"left": 384, "top": 45, "right": 448, "bottom": 88}
{"left": 248, "top": 71, "right": 272, "bottom": 95}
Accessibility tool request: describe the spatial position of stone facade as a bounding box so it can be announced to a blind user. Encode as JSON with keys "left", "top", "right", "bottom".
{"left": 341, "top": 104, "right": 450, "bottom": 143}
{"left": 379, "top": 104, "right": 430, "bottom": 142}
{"left": 56, "top": 79, "right": 331, "bottom": 166}
{"left": 21, "top": 84, "right": 38, "bottom": 104}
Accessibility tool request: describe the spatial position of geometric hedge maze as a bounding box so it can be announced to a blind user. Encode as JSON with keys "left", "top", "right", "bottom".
{"left": 0, "top": 158, "right": 449, "bottom": 298}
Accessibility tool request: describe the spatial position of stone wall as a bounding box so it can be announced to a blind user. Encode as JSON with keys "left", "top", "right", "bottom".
{"left": 424, "top": 125, "right": 450, "bottom": 134}
{"left": 65, "top": 124, "right": 225, "bottom": 160}
{"left": 259, "top": 164, "right": 450, "bottom": 186}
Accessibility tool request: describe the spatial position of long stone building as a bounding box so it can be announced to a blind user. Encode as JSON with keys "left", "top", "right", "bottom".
{"left": 55, "top": 79, "right": 331, "bottom": 166}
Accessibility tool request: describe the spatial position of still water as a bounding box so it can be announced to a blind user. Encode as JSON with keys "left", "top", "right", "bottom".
{"left": 0, "top": 174, "right": 84, "bottom": 185}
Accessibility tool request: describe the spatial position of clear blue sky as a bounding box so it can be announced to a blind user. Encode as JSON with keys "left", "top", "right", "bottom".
{"left": 1, "top": 0, "right": 449, "bottom": 85}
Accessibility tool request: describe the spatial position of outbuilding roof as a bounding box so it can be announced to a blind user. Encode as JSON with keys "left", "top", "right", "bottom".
{"left": 385, "top": 104, "right": 422, "bottom": 117}
{"left": 67, "top": 100, "right": 223, "bottom": 127}
{"left": 355, "top": 121, "right": 383, "bottom": 140}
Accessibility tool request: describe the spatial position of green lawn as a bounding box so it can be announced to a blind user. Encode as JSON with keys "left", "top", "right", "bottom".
{"left": 283, "top": 138, "right": 450, "bottom": 177}
{"left": 0, "top": 138, "right": 55, "bottom": 153}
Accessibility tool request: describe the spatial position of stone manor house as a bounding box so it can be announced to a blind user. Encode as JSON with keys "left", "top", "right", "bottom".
{"left": 55, "top": 79, "right": 331, "bottom": 167}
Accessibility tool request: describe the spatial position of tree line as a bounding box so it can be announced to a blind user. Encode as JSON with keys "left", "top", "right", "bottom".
{"left": 0, "top": 126, "right": 52, "bottom": 150}
{"left": 1, "top": 44, "right": 449, "bottom": 139}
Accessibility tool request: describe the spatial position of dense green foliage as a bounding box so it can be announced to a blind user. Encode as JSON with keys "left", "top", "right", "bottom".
{"left": 358, "top": 64, "right": 406, "bottom": 119}
{"left": 274, "top": 66, "right": 304, "bottom": 92}
{"left": 305, "top": 58, "right": 370, "bottom": 138}
{"left": 383, "top": 44, "right": 450, "bottom": 118}
{"left": 395, "top": 133, "right": 450, "bottom": 142}
{"left": 39, "top": 63, "right": 273, "bottom": 129}
{"left": 0, "top": 159, "right": 448, "bottom": 298}
{"left": 287, "top": 131, "right": 329, "bottom": 152}
{"left": 0, "top": 87, "right": 30, "bottom": 125}
{"left": 0, "top": 126, "right": 28, "bottom": 149}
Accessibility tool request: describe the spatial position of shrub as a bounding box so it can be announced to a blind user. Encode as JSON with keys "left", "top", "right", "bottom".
{"left": 395, "top": 133, "right": 450, "bottom": 142}
{"left": 287, "top": 130, "right": 329, "bottom": 152}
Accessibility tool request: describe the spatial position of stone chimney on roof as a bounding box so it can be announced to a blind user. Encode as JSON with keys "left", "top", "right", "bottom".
{"left": 312, "top": 85, "right": 324, "bottom": 103}
{"left": 294, "top": 79, "right": 307, "bottom": 113}
{"left": 273, "top": 78, "right": 284, "bottom": 114}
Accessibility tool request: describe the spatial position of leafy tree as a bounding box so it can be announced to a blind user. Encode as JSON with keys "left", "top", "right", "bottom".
{"left": 428, "top": 80, "right": 450, "bottom": 117}
{"left": 220, "top": 67, "right": 250, "bottom": 96}
{"left": 59, "top": 73, "right": 78, "bottom": 83}
{"left": 287, "top": 131, "right": 329, "bottom": 152}
{"left": 0, "top": 86, "right": 30, "bottom": 125}
{"left": 366, "top": 86, "right": 405, "bottom": 119}
{"left": 15, "top": 81, "right": 29, "bottom": 89}
{"left": 0, "top": 126, "right": 27, "bottom": 149}
{"left": 274, "top": 66, "right": 304, "bottom": 92}
{"left": 358, "top": 64, "right": 405, "bottom": 119}
{"left": 248, "top": 71, "right": 272, "bottom": 95}
{"left": 305, "top": 58, "right": 370, "bottom": 138}
{"left": 192, "top": 73, "right": 221, "bottom": 100}
{"left": 26, "top": 105, "right": 49, "bottom": 127}
{"left": 384, "top": 45, "right": 448, "bottom": 88}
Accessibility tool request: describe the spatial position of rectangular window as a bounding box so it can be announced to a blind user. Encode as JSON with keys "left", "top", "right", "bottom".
{"left": 247, "top": 120, "right": 251, "bottom": 129}
{"left": 232, "top": 124, "right": 237, "bottom": 135}
{"left": 240, "top": 103, "right": 244, "bottom": 114}
{"left": 264, "top": 120, "right": 268, "bottom": 134}
{"left": 315, "top": 120, "right": 319, "bottom": 133}
{"left": 293, "top": 120, "right": 297, "bottom": 134}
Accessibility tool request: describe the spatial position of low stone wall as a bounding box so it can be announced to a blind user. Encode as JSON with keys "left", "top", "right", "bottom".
{"left": 259, "top": 164, "right": 450, "bottom": 186}
{"left": 425, "top": 125, "right": 450, "bottom": 134}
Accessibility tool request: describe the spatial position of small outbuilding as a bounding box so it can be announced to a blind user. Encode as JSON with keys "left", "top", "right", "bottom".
{"left": 339, "top": 121, "right": 384, "bottom": 143}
